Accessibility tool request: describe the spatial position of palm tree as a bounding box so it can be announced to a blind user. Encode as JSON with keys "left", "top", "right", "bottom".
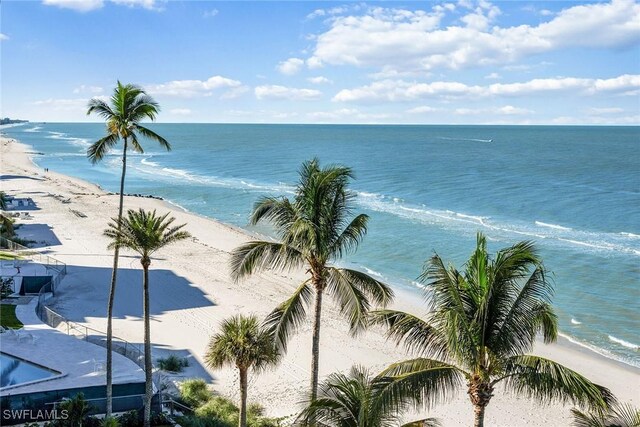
{"left": 371, "top": 233, "right": 614, "bottom": 427}
{"left": 572, "top": 403, "right": 640, "bottom": 427}
{"left": 204, "top": 314, "right": 280, "bottom": 427}
{"left": 87, "top": 81, "right": 170, "bottom": 417}
{"left": 297, "top": 365, "right": 440, "bottom": 427}
{"left": 230, "top": 158, "right": 394, "bottom": 401}
{"left": 104, "top": 209, "right": 190, "bottom": 427}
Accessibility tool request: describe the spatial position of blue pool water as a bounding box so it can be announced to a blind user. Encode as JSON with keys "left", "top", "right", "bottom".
{"left": 2, "top": 123, "right": 639, "bottom": 366}
{"left": 0, "top": 351, "right": 60, "bottom": 388}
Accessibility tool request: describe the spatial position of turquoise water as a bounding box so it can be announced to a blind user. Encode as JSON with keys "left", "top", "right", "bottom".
{"left": 0, "top": 352, "right": 60, "bottom": 387}
{"left": 3, "top": 123, "right": 639, "bottom": 366}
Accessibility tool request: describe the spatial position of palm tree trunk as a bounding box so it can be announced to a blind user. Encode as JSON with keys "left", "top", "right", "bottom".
{"left": 473, "top": 404, "right": 486, "bottom": 427}
{"left": 239, "top": 367, "right": 248, "bottom": 427}
{"left": 106, "top": 137, "right": 127, "bottom": 417}
{"left": 468, "top": 378, "right": 493, "bottom": 427}
{"left": 142, "top": 259, "right": 152, "bottom": 427}
{"left": 310, "top": 287, "right": 324, "bottom": 402}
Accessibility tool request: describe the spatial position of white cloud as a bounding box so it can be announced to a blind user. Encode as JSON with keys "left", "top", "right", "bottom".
{"left": 147, "top": 75, "right": 242, "bottom": 98}
{"left": 454, "top": 105, "right": 533, "bottom": 115}
{"left": 307, "top": 108, "right": 395, "bottom": 122}
{"left": 0, "top": 33, "right": 9, "bottom": 41}
{"left": 73, "top": 85, "right": 104, "bottom": 94}
{"left": 42, "top": 0, "right": 161, "bottom": 11}
{"left": 333, "top": 75, "right": 640, "bottom": 103}
{"left": 42, "top": 0, "right": 104, "bottom": 12}
{"left": 169, "top": 108, "right": 192, "bottom": 116}
{"left": 277, "top": 58, "right": 305, "bottom": 75}
{"left": 587, "top": 107, "right": 625, "bottom": 114}
{"left": 485, "top": 72, "right": 501, "bottom": 80}
{"left": 307, "top": 0, "right": 640, "bottom": 74}
{"left": 32, "top": 97, "right": 105, "bottom": 111}
{"left": 203, "top": 8, "right": 218, "bottom": 18}
{"left": 406, "top": 106, "right": 440, "bottom": 114}
{"left": 220, "top": 85, "right": 250, "bottom": 100}
{"left": 307, "top": 76, "right": 333, "bottom": 85}
{"left": 110, "top": 0, "right": 160, "bottom": 10}
{"left": 255, "top": 85, "right": 322, "bottom": 101}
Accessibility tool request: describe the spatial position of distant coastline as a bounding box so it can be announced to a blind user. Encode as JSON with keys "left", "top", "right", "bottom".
{"left": 0, "top": 118, "right": 29, "bottom": 125}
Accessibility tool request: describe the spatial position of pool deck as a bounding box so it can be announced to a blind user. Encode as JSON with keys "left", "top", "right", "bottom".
{"left": 0, "top": 299, "right": 144, "bottom": 396}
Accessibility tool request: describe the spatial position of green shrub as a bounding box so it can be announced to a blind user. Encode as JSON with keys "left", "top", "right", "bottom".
{"left": 101, "top": 416, "right": 120, "bottom": 427}
{"left": 157, "top": 355, "right": 189, "bottom": 372}
{"left": 179, "top": 379, "right": 212, "bottom": 408}
{"left": 116, "top": 410, "right": 140, "bottom": 427}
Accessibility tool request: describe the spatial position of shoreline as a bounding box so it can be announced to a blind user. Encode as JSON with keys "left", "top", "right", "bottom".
{"left": 9, "top": 135, "right": 639, "bottom": 372}
{"left": 2, "top": 135, "right": 639, "bottom": 424}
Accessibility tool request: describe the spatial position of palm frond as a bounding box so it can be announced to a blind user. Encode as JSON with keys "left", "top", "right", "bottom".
{"left": 87, "top": 133, "right": 119, "bottom": 164}
{"left": 86, "top": 98, "right": 115, "bottom": 120}
{"left": 488, "top": 265, "right": 557, "bottom": 357}
{"left": 204, "top": 314, "right": 280, "bottom": 373}
{"left": 369, "top": 310, "right": 449, "bottom": 360}
{"left": 377, "top": 358, "right": 465, "bottom": 412}
{"left": 264, "top": 280, "right": 314, "bottom": 352}
{"left": 330, "top": 213, "right": 369, "bottom": 258}
{"left": 229, "top": 241, "right": 304, "bottom": 281}
{"left": 571, "top": 403, "right": 640, "bottom": 427}
{"left": 501, "top": 355, "right": 615, "bottom": 411}
{"left": 402, "top": 418, "right": 441, "bottom": 427}
{"left": 325, "top": 267, "right": 394, "bottom": 334}
{"left": 250, "top": 196, "right": 296, "bottom": 230}
{"left": 134, "top": 124, "right": 171, "bottom": 151}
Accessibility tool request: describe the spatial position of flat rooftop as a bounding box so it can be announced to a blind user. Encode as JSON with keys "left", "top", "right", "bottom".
{"left": 0, "top": 299, "right": 144, "bottom": 396}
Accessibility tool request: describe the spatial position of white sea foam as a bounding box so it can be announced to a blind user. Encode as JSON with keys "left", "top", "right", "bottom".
{"left": 437, "top": 136, "right": 492, "bottom": 143}
{"left": 571, "top": 318, "right": 582, "bottom": 325}
{"left": 620, "top": 232, "right": 640, "bottom": 239}
{"left": 557, "top": 333, "right": 640, "bottom": 368}
{"left": 535, "top": 221, "right": 572, "bottom": 231}
{"left": 608, "top": 335, "right": 640, "bottom": 350}
{"left": 24, "top": 126, "right": 42, "bottom": 133}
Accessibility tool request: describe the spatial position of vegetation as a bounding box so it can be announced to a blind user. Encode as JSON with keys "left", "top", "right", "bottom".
{"left": 177, "top": 379, "right": 283, "bottom": 427}
{"left": 179, "top": 397, "right": 281, "bottom": 427}
{"left": 297, "top": 365, "right": 440, "bottom": 427}
{"left": 179, "top": 378, "right": 213, "bottom": 408}
{"left": 230, "top": 158, "right": 393, "bottom": 401}
{"left": 371, "top": 233, "right": 614, "bottom": 427}
{"left": 0, "top": 191, "right": 16, "bottom": 241}
{"left": 0, "top": 304, "right": 23, "bottom": 329}
{"left": 572, "top": 403, "right": 640, "bottom": 427}
{"left": 157, "top": 354, "right": 189, "bottom": 372}
{"left": 204, "top": 315, "right": 280, "bottom": 427}
{"left": 58, "top": 393, "right": 92, "bottom": 427}
{"left": 87, "top": 81, "right": 170, "bottom": 418}
{"left": 104, "top": 209, "right": 190, "bottom": 427}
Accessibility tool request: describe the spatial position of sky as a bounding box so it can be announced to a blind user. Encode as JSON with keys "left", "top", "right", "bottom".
{"left": 1, "top": 0, "right": 639, "bottom": 124}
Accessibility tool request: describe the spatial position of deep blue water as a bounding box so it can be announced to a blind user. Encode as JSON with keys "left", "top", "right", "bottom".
{"left": 3, "top": 123, "right": 639, "bottom": 366}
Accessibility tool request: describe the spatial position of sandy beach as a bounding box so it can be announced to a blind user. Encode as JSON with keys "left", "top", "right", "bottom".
{"left": 2, "top": 135, "right": 638, "bottom": 425}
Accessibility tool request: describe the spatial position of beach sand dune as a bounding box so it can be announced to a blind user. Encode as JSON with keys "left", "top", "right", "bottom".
{"left": 1, "top": 136, "right": 638, "bottom": 426}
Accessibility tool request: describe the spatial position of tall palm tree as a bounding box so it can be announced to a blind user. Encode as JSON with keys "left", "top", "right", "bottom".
{"left": 204, "top": 314, "right": 280, "bottom": 427}
{"left": 572, "top": 403, "right": 640, "bottom": 427}
{"left": 297, "top": 365, "right": 440, "bottom": 427}
{"left": 230, "top": 158, "right": 394, "bottom": 402}
{"left": 371, "top": 233, "right": 614, "bottom": 427}
{"left": 87, "top": 81, "right": 170, "bottom": 416}
{"left": 104, "top": 209, "right": 190, "bottom": 427}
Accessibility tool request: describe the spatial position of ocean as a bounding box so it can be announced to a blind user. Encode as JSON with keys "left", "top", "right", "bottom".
{"left": 3, "top": 122, "right": 639, "bottom": 367}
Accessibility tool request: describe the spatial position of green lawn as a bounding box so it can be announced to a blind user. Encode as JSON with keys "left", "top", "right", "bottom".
{"left": 0, "top": 304, "right": 23, "bottom": 329}
{"left": 0, "top": 251, "right": 19, "bottom": 260}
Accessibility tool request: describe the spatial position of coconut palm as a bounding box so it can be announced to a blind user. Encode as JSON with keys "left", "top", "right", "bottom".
{"left": 572, "top": 403, "right": 640, "bottom": 427}
{"left": 204, "top": 314, "right": 280, "bottom": 427}
{"left": 87, "top": 81, "right": 170, "bottom": 416}
{"left": 371, "top": 233, "right": 614, "bottom": 427}
{"left": 104, "top": 209, "right": 190, "bottom": 427}
{"left": 297, "top": 365, "right": 440, "bottom": 427}
{"left": 230, "top": 158, "right": 394, "bottom": 401}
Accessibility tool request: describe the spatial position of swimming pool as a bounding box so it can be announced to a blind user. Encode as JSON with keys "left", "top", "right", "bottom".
{"left": 0, "top": 352, "right": 61, "bottom": 388}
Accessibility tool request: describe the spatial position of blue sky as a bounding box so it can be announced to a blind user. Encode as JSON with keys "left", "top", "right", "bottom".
{"left": 1, "top": 0, "right": 639, "bottom": 124}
